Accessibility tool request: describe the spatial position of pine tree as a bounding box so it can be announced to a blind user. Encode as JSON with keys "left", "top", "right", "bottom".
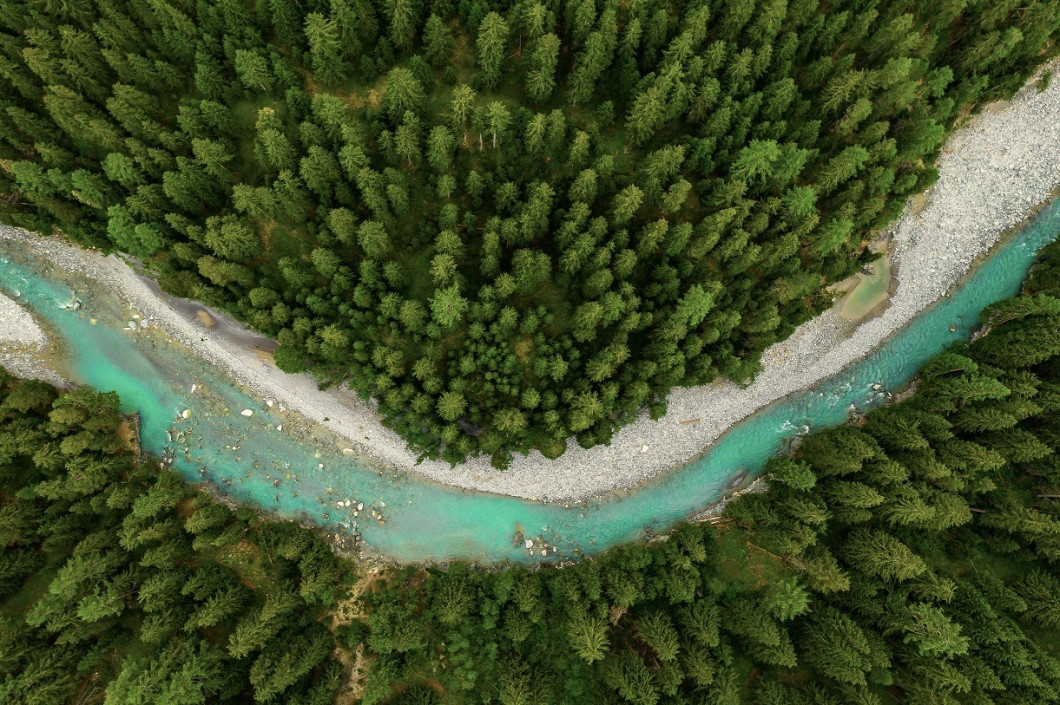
{"left": 430, "top": 284, "right": 468, "bottom": 328}
{"left": 234, "top": 49, "right": 273, "bottom": 92}
{"left": 385, "top": 0, "right": 421, "bottom": 49}
{"left": 383, "top": 67, "right": 426, "bottom": 122}
{"left": 800, "top": 607, "right": 878, "bottom": 686}
{"left": 842, "top": 529, "right": 927, "bottom": 582}
{"left": 636, "top": 611, "right": 680, "bottom": 661}
{"left": 476, "top": 12, "right": 509, "bottom": 89}
{"left": 423, "top": 14, "right": 454, "bottom": 66}
{"left": 305, "top": 13, "right": 345, "bottom": 88}
{"left": 762, "top": 578, "right": 810, "bottom": 621}
{"left": 611, "top": 185, "right": 643, "bottom": 225}
{"left": 525, "top": 33, "right": 560, "bottom": 103}
{"left": 485, "top": 101, "right": 510, "bottom": 149}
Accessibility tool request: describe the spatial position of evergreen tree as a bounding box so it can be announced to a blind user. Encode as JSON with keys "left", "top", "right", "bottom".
{"left": 476, "top": 12, "right": 509, "bottom": 89}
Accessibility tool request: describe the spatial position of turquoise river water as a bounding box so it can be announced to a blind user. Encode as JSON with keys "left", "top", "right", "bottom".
{"left": 1, "top": 199, "right": 1058, "bottom": 564}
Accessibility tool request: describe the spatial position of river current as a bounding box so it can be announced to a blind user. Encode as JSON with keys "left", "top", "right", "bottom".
{"left": 1, "top": 199, "right": 1058, "bottom": 563}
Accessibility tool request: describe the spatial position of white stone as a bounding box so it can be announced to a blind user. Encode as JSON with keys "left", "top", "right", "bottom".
{"left": 525, "top": 539, "right": 534, "bottom": 549}
{"left": 240, "top": 408, "right": 253, "bottom": 417}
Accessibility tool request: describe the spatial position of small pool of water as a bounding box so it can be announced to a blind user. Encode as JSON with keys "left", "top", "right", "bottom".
{"left": 1, "top": 199, "right": 1057, "bottom": 563}
{"left": 842, "top": 254, "right": 891, "bottom": 320}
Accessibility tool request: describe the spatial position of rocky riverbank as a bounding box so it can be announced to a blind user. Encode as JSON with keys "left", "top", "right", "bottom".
{"left": 0, "top": 290, "right": 45, "bottom": 349}
{"left": 2, "top": 62, "right": 1059, "bottom": 503}
{"left": 0, "top": 290, "right": 70, "bottom": 387}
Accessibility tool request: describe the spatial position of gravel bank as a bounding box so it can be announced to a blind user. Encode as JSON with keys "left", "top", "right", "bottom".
{"left": 0, "top": 291, "right": 46, "bottom": 348}
{"left": 0, "top": 290, "right": 69, "bottom": 385}
{"left": 2, "top": 63, "right": 1059, "bottom": 503}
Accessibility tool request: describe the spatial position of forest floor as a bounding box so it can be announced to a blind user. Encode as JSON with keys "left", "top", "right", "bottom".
{"left": 2, "top": 61, "right": 1060, "bottom": 503}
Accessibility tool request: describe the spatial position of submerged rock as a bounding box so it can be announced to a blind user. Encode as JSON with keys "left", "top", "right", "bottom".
{"left": 728, "top": 470, "right": 749, "bottom": 489}
{"left": 240, "top": 409, "right": 253, "bottom": 417}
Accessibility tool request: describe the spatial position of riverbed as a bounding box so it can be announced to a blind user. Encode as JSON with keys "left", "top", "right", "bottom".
{"left": 4, "top": 62, "right": 1060, "bottom": 504}
{"left": 2, "top": 194, "right": 1057, "bottom": 563}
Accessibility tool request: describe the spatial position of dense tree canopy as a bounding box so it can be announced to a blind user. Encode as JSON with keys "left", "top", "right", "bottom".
{"left": 0, "top": 373, "right": 354, "bottom": 704}
{"left": 0, "top": 0, "right": 1057, "bottom": 465}
{"left": 1, "top": 213, "right": 1059, "bottom": 705}
{"left": 354, "top": 234, "right": 1060, "bottom": 704}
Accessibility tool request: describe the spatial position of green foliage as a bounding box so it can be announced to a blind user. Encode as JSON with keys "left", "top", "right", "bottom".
{"left": 355, "top": 244, "right": 1060, "bottom": 704}
{"left": 0, "top": 375, "right": 352, "bottom": 703}
{"left": 0, "top": 0, "right": 1056, "bottom": 471}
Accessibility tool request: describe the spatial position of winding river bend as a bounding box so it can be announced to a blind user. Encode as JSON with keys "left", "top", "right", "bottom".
{"left": 1, "top": 199, "right": 1058, "bottom": 563}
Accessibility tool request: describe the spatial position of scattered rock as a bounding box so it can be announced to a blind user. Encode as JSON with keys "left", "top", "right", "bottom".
{"left": 240, "top": 408, "right": 253, "bottom": 417}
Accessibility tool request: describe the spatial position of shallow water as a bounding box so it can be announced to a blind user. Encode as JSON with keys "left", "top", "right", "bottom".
{"left": 1, "top": 199, "right": 1058, "bottom": 563}
{"left": 841, "top": 254, "right": 891, "bottom": 320}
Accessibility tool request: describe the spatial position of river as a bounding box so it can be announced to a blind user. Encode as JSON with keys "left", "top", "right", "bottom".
{"left": 0, "top": 198, "right": 1058, "bottom": 563}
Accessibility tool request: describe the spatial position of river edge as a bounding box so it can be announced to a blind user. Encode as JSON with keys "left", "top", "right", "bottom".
{"left": 1, "top": 60, "right": 1059, "bottom": 504}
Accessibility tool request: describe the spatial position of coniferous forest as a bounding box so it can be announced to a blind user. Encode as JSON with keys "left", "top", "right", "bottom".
{"left": 1, "top": 0, "right": 1058, "bottom": 463}
{"left": 2, "top": 223, "right": 1059, "bottom": 704}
